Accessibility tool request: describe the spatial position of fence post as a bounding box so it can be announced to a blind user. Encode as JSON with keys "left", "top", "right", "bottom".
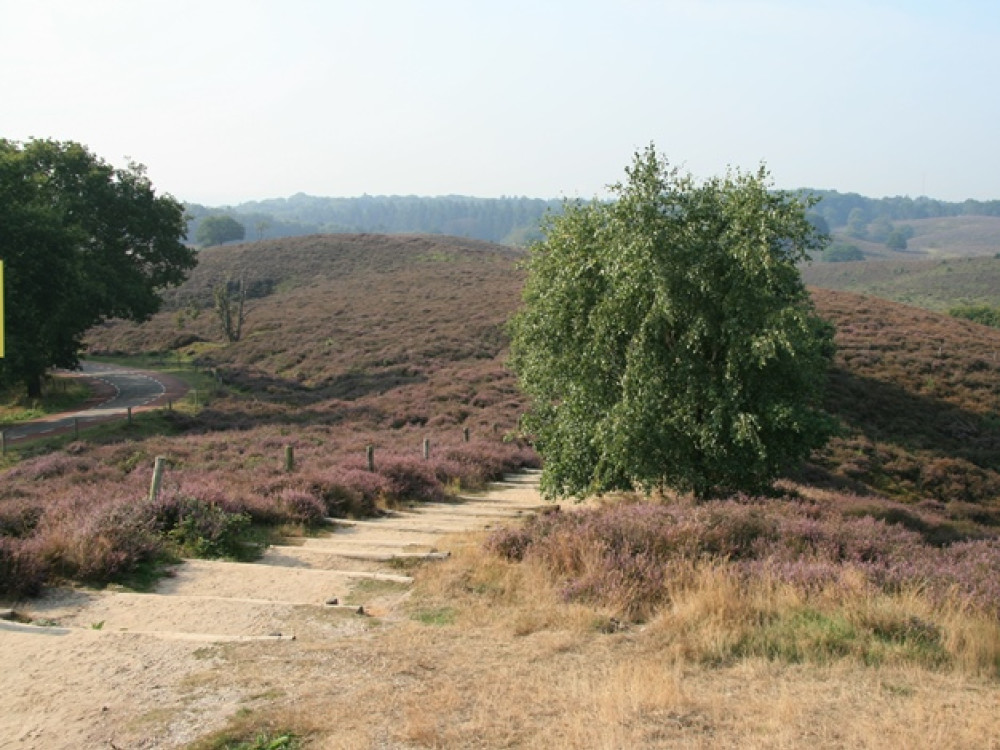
{"left": 149, "top": 456, "right": 167, "bottom": 502}
{"left": 127, "top": 407, "right": 133, "bottom": 425}
{"left": 463, "top": 427, "right": 470, "bottom": 443}
{"left": 73, "top": 418, "right": 79, "bottom": 440}
{"left": 366, "top": 445, "right": 375, "bottom": 472}
{"left": 284, "top": 445, "right": 295, "bottom": 473}
{"left": 423, "top": 438, "right": 431, "bottom": 460}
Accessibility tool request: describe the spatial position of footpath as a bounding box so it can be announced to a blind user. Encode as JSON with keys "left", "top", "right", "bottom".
{"left": 0, "top": 471, "right": 545, "bottom": 749}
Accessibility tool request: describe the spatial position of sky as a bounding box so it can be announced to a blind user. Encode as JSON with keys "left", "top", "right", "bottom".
{"left": 3, "top": 0, "right": 999, "bottom": 206}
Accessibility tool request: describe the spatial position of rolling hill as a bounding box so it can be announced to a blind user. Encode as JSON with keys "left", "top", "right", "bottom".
{"left": 802, "top": 255, "right": 1000, "bottom": 311}
{"left": 83, "top": 233, "right": 1000, "bottom": 515}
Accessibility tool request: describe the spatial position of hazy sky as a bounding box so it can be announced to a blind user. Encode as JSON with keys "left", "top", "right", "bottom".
{"left": 3, "top": 0, "right": 999, "bottom": 205}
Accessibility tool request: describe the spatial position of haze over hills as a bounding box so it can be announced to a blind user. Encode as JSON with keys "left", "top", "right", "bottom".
{"left": 186, "top": 189, "right": 1000, "bottom": 250}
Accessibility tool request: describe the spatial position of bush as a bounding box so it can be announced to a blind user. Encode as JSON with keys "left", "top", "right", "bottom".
{"left": 156, "top": 495, "right": 252, "bottom": 559}
{"left": 822, "top": 243, "right": 865, "bottom": 263}
{"left": 488, "top": 495, "right": 1000, "bottom": 618}
{"left": 278, "top": 488, "right": 326, "bottom": 525}
{"left": 0, "top": 537, "right": 47, "bottom": 597}
{"left": 37, "top": 498, "right": 164, "bottom": 584}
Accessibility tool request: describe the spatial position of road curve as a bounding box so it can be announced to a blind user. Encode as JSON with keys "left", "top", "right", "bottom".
{"left": 2, "top": 361, "right": 189, "bottom": 443}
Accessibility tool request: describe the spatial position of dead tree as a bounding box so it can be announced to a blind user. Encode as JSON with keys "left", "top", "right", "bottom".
{"left": 213, "top": 274, "right": 247, "bottom": 343}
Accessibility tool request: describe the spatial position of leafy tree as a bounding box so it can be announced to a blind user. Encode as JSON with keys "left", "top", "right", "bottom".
{"left": 195, "top": 214, "right": 245, "bottom": 247}
{"left": 509, "top": 147, "right": 836, "bottom": 499}
{"left": 846, "top": 207, "right": 868, "bottom": 239}
{"left": 885, "top": 229, "right": 908, "bottom": 251}
{"left": 0, "top": 139, "right": 195, "bottom": 397}
{"left": 867, "top": 215, "right": 894, "bottom": 243}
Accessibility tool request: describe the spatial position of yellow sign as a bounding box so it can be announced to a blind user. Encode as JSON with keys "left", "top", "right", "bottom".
{"left": 0, "top": 260, "right": 4, "bottom": 358}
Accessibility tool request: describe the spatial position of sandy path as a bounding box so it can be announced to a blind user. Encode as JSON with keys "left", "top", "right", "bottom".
{"left": 0, "top": 472, "right": 546, "bottom": 750}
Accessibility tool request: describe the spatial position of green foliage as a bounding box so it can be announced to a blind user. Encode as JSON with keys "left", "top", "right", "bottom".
{"left": 885, "top": 229, "right": 908, "bottom": 251}
{"left": 162, "top": 497, "right": 256, "bottom": 559}
{"left": 196, "top": 214, "right": 246, "bottom": 247}
{"left": 509, "top": 146, "right": 836, "bottom": 499}
{"left": 950, "top": 304, "right": 1000, "bottom": 328}
{"left": 822, "top": 243, "right": 866, "bottom": 263}
{"left": 0, "top": 139, "right": 195, "bottom": 397}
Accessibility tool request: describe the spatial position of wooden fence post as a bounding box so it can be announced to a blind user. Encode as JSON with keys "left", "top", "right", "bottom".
{"left": 463, "top": 427, "right": 470, "bottom": 443}
{"left": 284, "top": 445, "right": 295, "bottom": 473}
{"left": 149, "top": 456, "right": 167, "bottom": 502}
{"left": 127, "top": 407, "right": 133, "bottom": 425}
{"left": 366, "top": 445, "right": 375, "bottom": 472}
{"left": 423, "top": 438, "right": 431, "bottom": 460}
{"left": 73, "top": 418, "right": 79, "bottom": 440}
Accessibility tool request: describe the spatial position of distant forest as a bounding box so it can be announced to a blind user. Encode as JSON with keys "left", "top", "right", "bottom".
{"left": 805, "top": 190, "right": 1000, "bottom": 228}
{"left": 185, "top": 190, "right": 1000, "bottom": 247}
{"left": 185, "top": 194, "right": 562, "bottom": 247}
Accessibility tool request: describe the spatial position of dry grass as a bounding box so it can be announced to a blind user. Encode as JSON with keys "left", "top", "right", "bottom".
{"left": 190, "top": 531, "right": 1000, "bottom": 749}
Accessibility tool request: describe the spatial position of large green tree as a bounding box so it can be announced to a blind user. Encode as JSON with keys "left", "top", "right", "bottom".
{"left": 195, "top": 214, "right": 245, "bottom": 247}
{"left": 509, "top": 147, "right": 836, "bottom": 499}
{"left": 0, "top": 139, "right": 196, "bottom": 396}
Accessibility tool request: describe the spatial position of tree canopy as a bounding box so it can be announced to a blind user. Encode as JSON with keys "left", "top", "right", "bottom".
{"left": 509, "top": 147, "right": 836, "bottom": 499}
{"left": 0, "top": 139, "right": 195, "bottom": 396}
{"left": 195, "top": 214, "right": 246, "bottom": 247}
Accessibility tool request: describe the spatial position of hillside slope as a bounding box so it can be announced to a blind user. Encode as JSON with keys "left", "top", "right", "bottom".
{"left": 85, "top": 234, "right": 1000, "bottom": 512}
{"left": 88, "top": 234, "right": 528, "bottom": 434}
{"left": 801, "top": 255, "right": 1000, "bottom": 311}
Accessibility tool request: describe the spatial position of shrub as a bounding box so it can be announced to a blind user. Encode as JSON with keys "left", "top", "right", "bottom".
{"left": 822, "top": 243, "right": 865, "bottom": 262}
{"left": 0, "top": 499, "right": 44, "bottom": 538}
{"left": 0, "top": 537, "right": 47, "bottom": 597}
{"left": 156, "top": 495, "right": 252, "bottom": 559}
{"left": 377, "top": 455, "right": 445, "bottom": 503}
{"left": 36, "top": 498, "right": 164, "bottom": 584}
{"left": 278, "top": 488, "right": 326, "bottom": 525}
{"left": 487, "top": 495, "right": 1000, "bottom": 619}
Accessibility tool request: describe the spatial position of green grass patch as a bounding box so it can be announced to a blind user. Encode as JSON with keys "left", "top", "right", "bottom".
{"left": 187, "top": 727, "right": 301, "bottom": 750}
{"left": 410, "top": 605, "right": 457, "bottom": 626}
{"left": 0, "top": 377, "right": 93, "bottom": 426}
{"left": 727, "top": 607, "right": 949, "bottom": 668}
{"left": 343, "top": 578, "right": 411, "bottom": 605}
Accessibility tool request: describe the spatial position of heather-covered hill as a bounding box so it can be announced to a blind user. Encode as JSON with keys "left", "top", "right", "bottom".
{"left": 6, "top": 233, "right": 1000, "bottom": 598}
{"left": 801, "top": 255, "right": 1000, "bottom": 311}
{"left": 809, "top": 288, "right": 1000, "bottom": 515}
{"left": 87, "top": 234, "right": 527, "bottom": 433}
{"left": 85, "top": 234, "right": 1000, "bottom": 514}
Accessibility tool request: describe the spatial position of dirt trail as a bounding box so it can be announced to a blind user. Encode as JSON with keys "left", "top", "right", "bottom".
{"left": 0, "top": 471, "right": 546, "bottom": 750}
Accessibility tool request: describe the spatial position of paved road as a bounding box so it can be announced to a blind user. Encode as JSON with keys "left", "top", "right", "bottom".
{"left": 2, "top": 361, "right": 177, "bottom": 443}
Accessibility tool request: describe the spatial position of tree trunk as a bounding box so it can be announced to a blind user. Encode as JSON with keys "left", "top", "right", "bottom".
{"left": 25, "top": 373, "right": 42, "bottom": 399}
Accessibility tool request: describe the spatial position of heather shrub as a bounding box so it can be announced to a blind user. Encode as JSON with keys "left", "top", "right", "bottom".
{"left": 277, "top": 488, "right": 326, "bottom": 525}
{"left": 296, "top": 467, "right": 390, "bottom": 517}
{"left": 0, "top": 498, "right": 44, "bottom": 538}
{"left": 376, "top": 455, "right": 445, "bottom": 503}
{"left": 38, "top": 498, "right": 164, "bottom": 583}
{"left": 0, "top": 536, "right": 48, "bottom": 597}
{"left": 920, "top": 458, "right": 1000, "bottom": 503}
{"left": 2, "top": 453, "right": 96, "bottom": 481}
{"left": 440, "top": 441, "right": 540, "bottom": 489}
{"left": 488, "top": 496, "right": 1000, "bottom": 619}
